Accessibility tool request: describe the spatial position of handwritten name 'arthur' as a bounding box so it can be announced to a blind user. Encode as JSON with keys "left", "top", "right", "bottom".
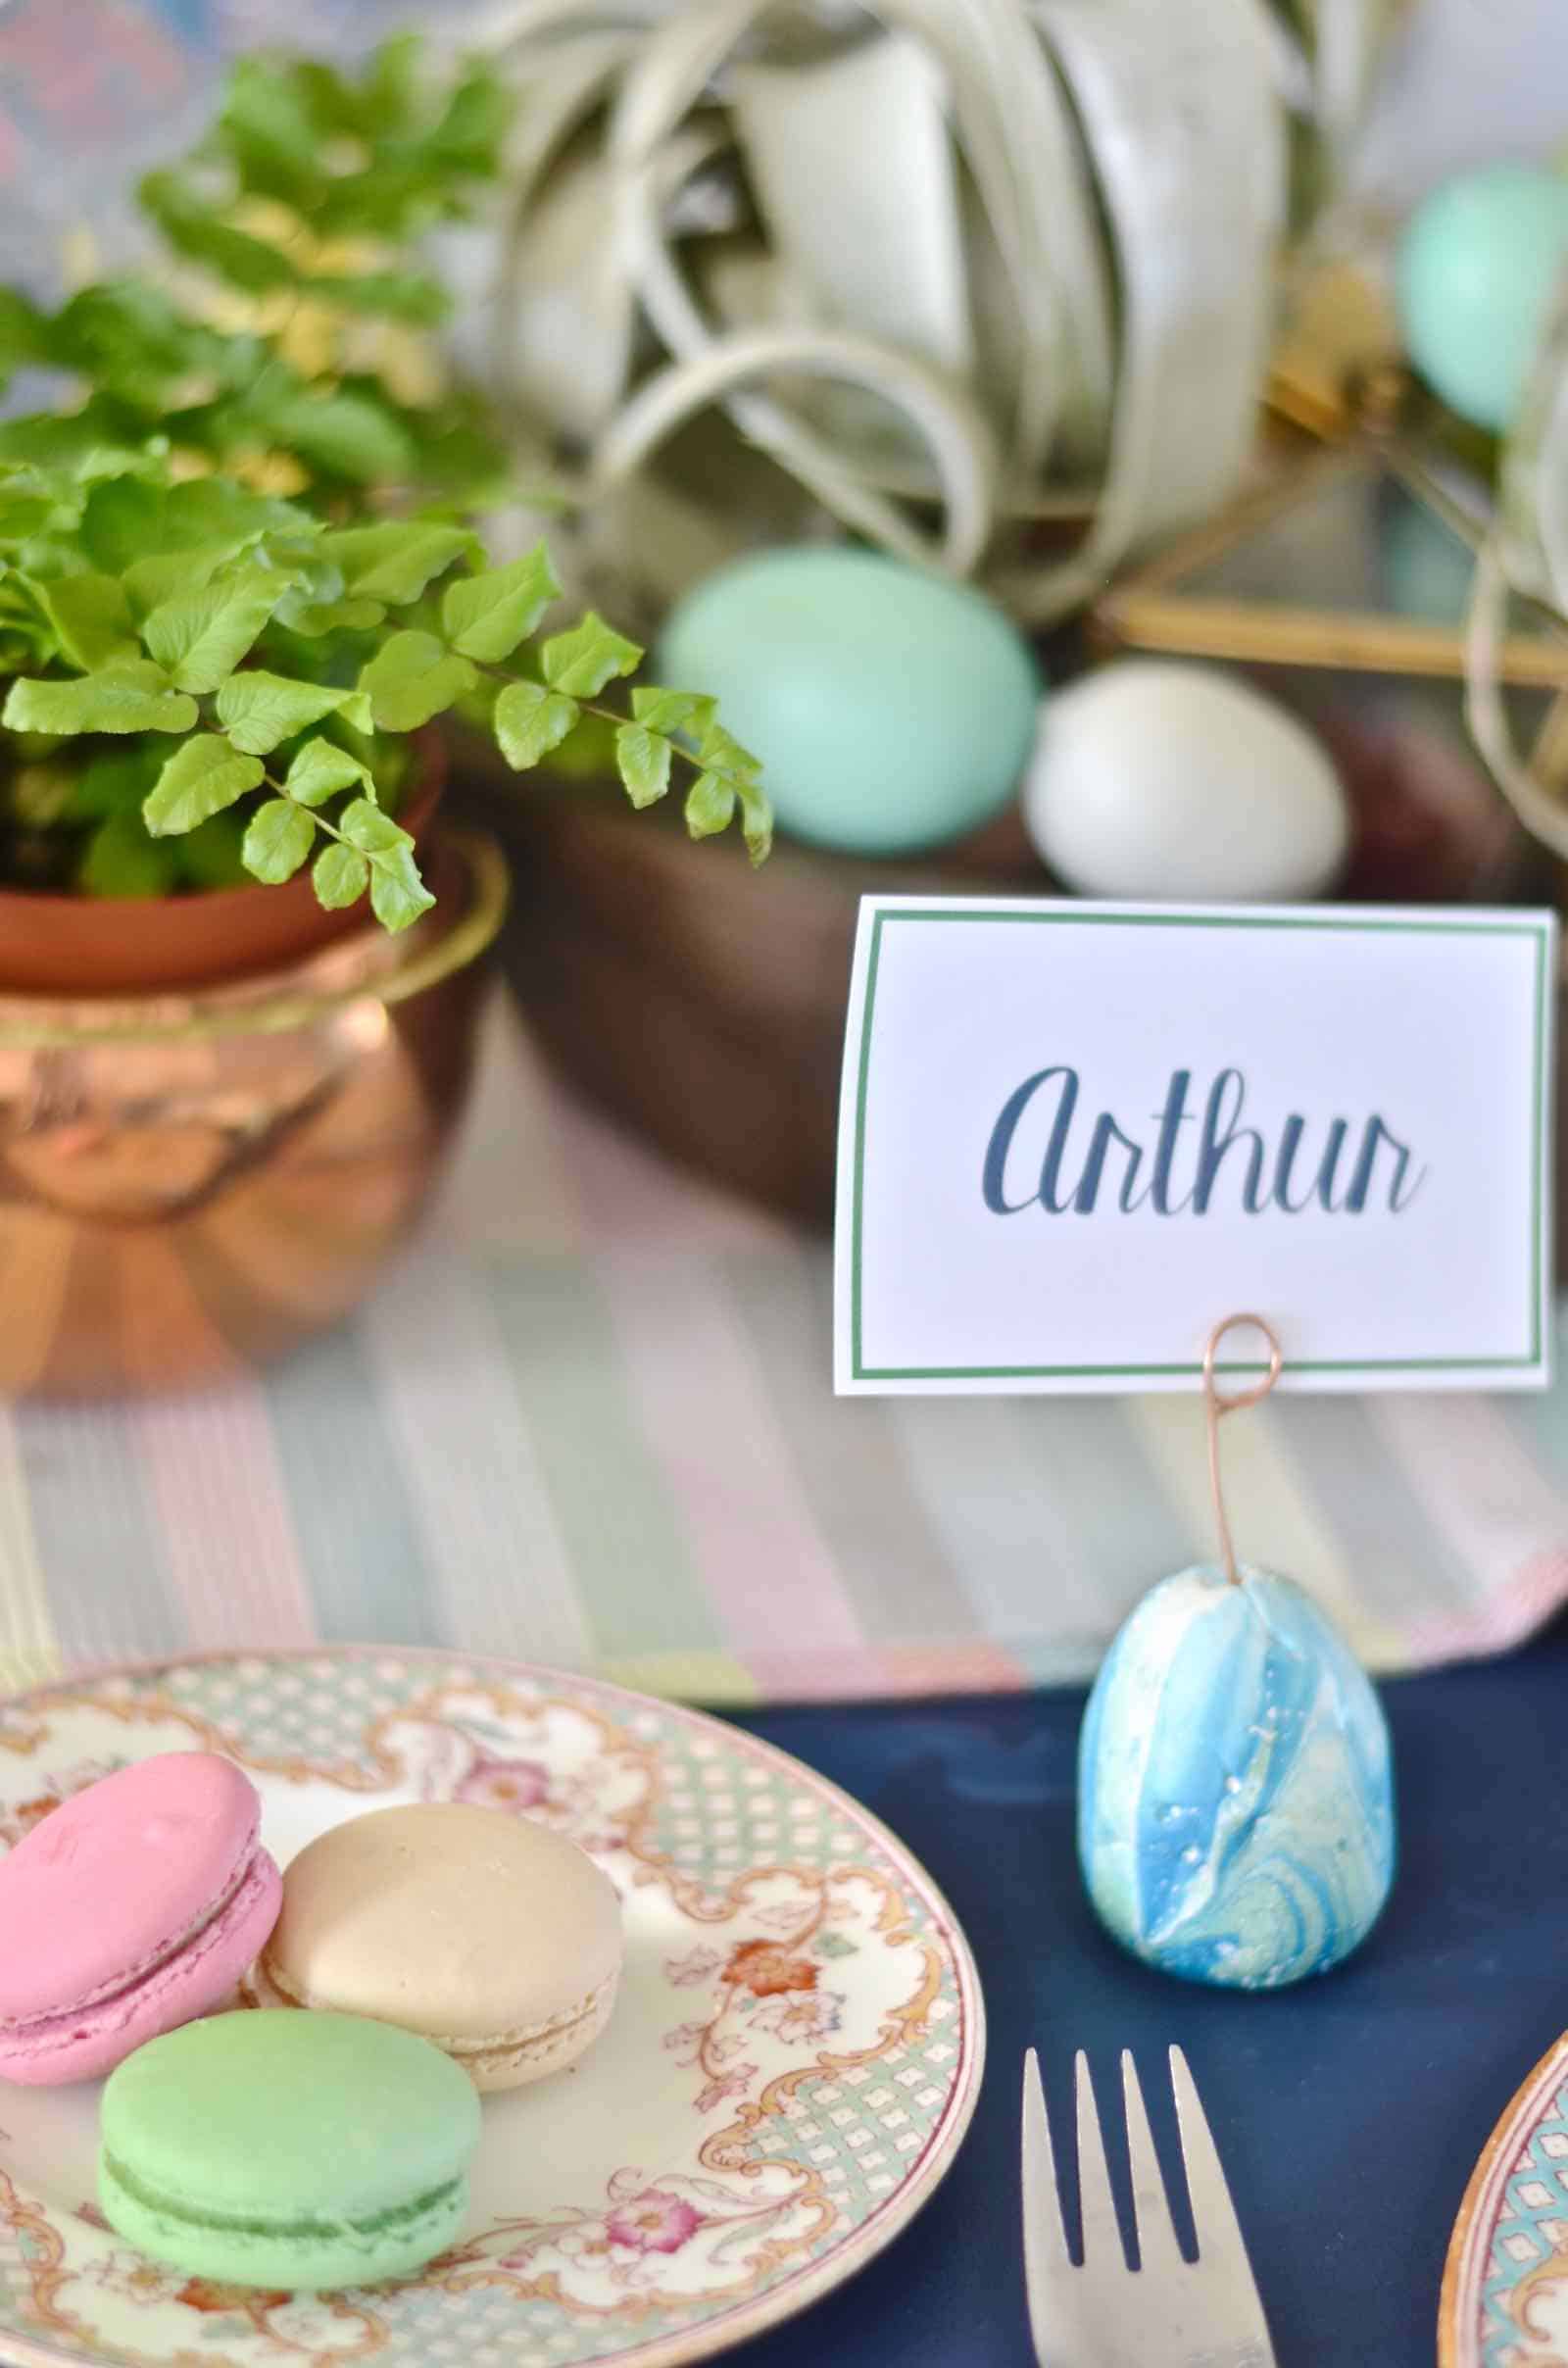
{"left": 983, "top": 1066, "right": 1426, "bottom": 1217}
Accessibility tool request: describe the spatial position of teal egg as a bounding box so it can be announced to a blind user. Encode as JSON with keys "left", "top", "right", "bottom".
{"left": 1078, "top": 1564, "right": 1396, "bottom": 1991}
{"left": 1396, "top": 164, "right": 1568, "bottom": 432}
{"left": 655, "top": 547, "right": 1040, "bottom": 855}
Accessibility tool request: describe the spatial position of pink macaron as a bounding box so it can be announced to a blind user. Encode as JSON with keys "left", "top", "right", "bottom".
{"left": 0, "top": 1751, "right": 281, "bottom": 2086}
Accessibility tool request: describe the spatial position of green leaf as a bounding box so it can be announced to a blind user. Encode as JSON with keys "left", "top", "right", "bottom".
{"left": 306, "top": 271, "right": 450, "bottom": 325}
{"left": 141, "top": 566, "right": 280, "bottom": 694}
{"left": 143, "top": 734, "right": 265, "bottom": 835}
{"left": 123, "top": 543, "right": 250, "bottom": 617}
{"left": 53, "top": 280, "right": 224, "bottom": 395}
{"left": 254, "top": 391, "right": 414, "bottom": 484}
{"left": 630, "top": 686, "right": 716, "bottom": 738}
{"left": 403, "top": 408, "right": 513, "bottom": 510}
{"left": 337, "top": 797, "right": 435, "bottom": 932}
{"left": 738, "top": 779, "right": 773, "bottom": 865}
{"left": 266, "top": 548, "right": 343, "bottom": 622}
{"left": 140, "top": 171, "right": 300, "bottom": 295}
{"left": 421, "top": 65, "right": 512, "bottom": 178}
{"left": 280, "top": 596, "right": 386, "bottom": 636}
{"left": 357, "top": 628, "right": 476, "bottom": 730}
{"left": 78, "top": 810, "right": 175, "bottom": 900}
{"left": 311, "top": 163, "right": 429, "bottom": 245}
{"left": 685, "top": 771, "right": 736, "bottom": 840}
{"left": 284, "top": 740, "right": 371, "bottom": 808}
{"left": 494, "top": 679, "right": 579, "bottom": 769}
{"left": 77, "top": 478, "right": 164, "bottom": 575}
{"left": 219, "top": 56, "right": 324, "bottom": 209}
{"left": 242, "top": 798, "right": 317, "bottom": 884}
{"left": 361, "top": 33, "right": 423, "bottom": 136}
{"left": 74, "top": 443, "right": 169, "bottom": 487}
{"left": 83, "top": 474, "right": 306, "bottom": 577}
{"left": 38, "top": 572, "right": 136, "bottom": 669}
{"left": 0, "top": 407, "right": 148, "bottom": 472}
{"left": 696, "top": 719, "right": 762, "bottom": 783}
{"left": 368, "top": 842, "right": 435, "bottom": 932}
{"left": 0, "top": 490, "right": 57, "bottom": 539}
{"left": 441, "top": 543, "right": 560, "bottom": 662}
{"left": 312, "top": 842, "right": 370, "bottom": 910}
{"left": 288, "top": 57, "right": 368, "bottom": 140}
{"left": 613, "top": 722, "right": 672, "bottom": 810}
{"left": 216, "top": 671, "right": 361, "bottom": 755}
{"left": 541, "top": 611, "right": 642, "bottom": 698}
{"left": 338, "top": 798, "right": 411, "bottom": 855}
{"left": 0, "top": 288, "right": 55, "bottom": 383}
{"left": 3, "top": 661, "right": 197, "bottom": 736}
{"left": 0, "top": 554, "right": 73, "bottom": 609}
{"left": 318, "top": 520, "right": 476, "bottom": 604}
{"left": 164, "top": 480, "right": 313, "bottom": 547}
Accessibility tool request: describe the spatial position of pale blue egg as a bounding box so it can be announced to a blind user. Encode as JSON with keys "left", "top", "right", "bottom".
{"left": 1396, "top": 164, "right": 1568, "bottom": 432}
{"left": 1078, "top": 1564, "right": 1396, "bottom": 1990}
{"left": 655, "top": 547, "right": 1040, "bottom": 855}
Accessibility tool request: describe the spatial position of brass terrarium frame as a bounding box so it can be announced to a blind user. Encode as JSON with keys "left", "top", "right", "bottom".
{"left": 1094, "top": 436, "right": 1568, "bottom": 691}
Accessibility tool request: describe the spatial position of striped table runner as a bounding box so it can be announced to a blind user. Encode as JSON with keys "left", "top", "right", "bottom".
{"left": 2, "top": 990, "right": 1566, "bottom": 1703}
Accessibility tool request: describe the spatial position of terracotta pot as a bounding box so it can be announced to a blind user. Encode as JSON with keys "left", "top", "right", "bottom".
{"left": 0, "top": 825, "right": 508, "bottom": 1400}
{"left": 0, "top": 741, "right": 445, "bottom": 997}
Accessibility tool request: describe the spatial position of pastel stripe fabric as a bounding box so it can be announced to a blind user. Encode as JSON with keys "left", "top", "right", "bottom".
{"left": 2, "top": 991, "right": 1567, "bottom": 1703}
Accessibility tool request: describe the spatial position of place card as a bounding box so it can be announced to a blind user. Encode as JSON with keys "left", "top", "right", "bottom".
{"left": 834, "top": 898, "right": 1556, "bottom": 1393}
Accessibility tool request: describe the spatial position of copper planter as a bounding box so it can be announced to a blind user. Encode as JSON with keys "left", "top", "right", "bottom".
{"left": 0, "top": 828, "right": 509, "bottom": 1399}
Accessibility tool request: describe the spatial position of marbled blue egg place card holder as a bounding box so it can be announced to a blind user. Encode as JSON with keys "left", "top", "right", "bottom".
{"left": 833, "top": 897, "right": 1557, "bottom": 1394}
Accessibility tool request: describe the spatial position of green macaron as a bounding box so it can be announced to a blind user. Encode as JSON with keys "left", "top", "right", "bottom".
{"left": 99, "top": 2009, "right": 482, "bottom": 2290}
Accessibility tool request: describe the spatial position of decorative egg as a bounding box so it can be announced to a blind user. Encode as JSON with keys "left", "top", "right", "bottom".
{"left": 1022, "top": 660, "right": 1350, "bottom": 902}
{"left": 1078, "top": 1564, "right": 1396, "bottom": 1990}
{"left": 1396, "top": 165, "right": 1568, "bottom": 433}
{"left": 655, "top": 547, "right": 1040, "bottom": 855}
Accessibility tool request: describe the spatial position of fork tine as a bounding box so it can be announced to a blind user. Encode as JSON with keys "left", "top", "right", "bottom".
{"left": 1021, "top": 2050, "right": 1070, "bottom": 2273}
{"left": 1120, "top": 2050, "right": 1185, "bottom": 2275}
{"left": 1169, "top": 2045, "right": 1252, "bottom": 2265}
{"left": 1020, "top": 2049, "right": 1071, "bottom": 2362}
{"left": 1074, "top": 2050, "right": 1126, "bottom": 2268}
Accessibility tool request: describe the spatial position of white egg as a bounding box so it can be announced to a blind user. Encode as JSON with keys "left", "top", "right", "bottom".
{"left": 1022, "top": 661, "right": 1350, "bottom": 902}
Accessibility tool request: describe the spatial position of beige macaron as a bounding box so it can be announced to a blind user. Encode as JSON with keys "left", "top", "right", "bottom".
{"left": 249, "top": 1803, "right": 623, "bottom": 2092}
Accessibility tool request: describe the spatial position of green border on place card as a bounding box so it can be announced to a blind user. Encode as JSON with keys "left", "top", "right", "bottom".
{"left": 848, "top": 906, "right": 1556, "bottom": 1385}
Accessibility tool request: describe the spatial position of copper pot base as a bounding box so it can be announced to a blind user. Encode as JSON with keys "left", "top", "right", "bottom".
{"left": 0, "top": 828, "right": 508, "bottom": 1400}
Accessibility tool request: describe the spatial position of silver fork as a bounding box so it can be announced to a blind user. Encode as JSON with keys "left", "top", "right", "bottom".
{"left": 1021, "top": 2046, "right": 1277, "bottom": 2368}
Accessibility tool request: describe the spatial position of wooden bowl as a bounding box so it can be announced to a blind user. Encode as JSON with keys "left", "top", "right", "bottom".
{"left": 459, "top": 658, "right": 1551, "bottom": 1232}
{"left": 467, "top": 761, "right": 1043, "bottom": 1228}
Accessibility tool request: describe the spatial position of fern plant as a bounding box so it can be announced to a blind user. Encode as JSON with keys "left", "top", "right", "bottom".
{"left": 0, "top": 37, "right": 510, "bottom": 509}
{"left": 0, "top": 41, "right": 769, "bottom": 923}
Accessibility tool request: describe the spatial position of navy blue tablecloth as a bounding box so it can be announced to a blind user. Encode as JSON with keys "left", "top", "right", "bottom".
{"left": 729, "top": 1619, "right": 1568, "bottom": 2366}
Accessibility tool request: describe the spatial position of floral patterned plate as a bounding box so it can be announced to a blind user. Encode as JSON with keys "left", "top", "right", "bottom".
{"left": 0, "top": 1649, "right": 984, "bottom": 2368}
{"left": 1440, "top": 2031, "right": 1568, "bottom": 2368}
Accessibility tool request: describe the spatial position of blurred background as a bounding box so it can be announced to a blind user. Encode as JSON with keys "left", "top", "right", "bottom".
{"left": 2, "top": 0, "right": 1565, "bottom": 243}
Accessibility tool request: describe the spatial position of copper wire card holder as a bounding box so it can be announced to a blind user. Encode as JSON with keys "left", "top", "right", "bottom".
{"left": 1203, "top": 1312, "right": 1284, "bottom": 1586}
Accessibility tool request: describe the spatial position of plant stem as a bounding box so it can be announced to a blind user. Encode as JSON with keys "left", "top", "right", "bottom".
{"left": 466, "top": 658, "right": 716, "bottom": 789}
{"left": 259, "top": 769, "right": 358, "bottom": 850}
